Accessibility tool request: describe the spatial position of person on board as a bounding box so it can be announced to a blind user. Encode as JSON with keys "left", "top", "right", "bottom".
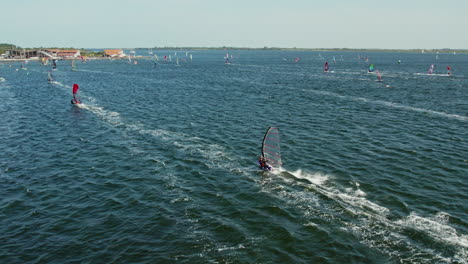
{"left": 71, "top": 96, "right": 81, "bottom": 104}
{"left": 258, "top": 156, "right": 271, "bottom": 171}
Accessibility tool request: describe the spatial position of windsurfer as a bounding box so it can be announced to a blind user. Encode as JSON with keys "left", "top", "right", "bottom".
{"left": 71, "top": 84, "right": 81, "bottom": 104}
{"left": 258, "top": 156, "right": 271, "bottom": 171}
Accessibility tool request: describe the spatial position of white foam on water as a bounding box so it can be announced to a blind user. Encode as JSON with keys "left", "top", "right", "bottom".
{"left": 287, "top": 170, "right": 389, "bottom": 216}
{"left": 77, "top": 104, "right": 123, "bottom": 126}
{"left": 289, "top": 169, "right": 329, "bottom": 185}
{"left": 395, "top": 212, "right": 468, "bottom": 249}
{"left": 259, "top": 169, "right": 466, "bottom": 263}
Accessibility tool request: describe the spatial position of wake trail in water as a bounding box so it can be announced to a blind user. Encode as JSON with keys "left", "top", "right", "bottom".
{"left": 304, "top": 89, "right": 468, "bottom": 122}
{"left": 210, "top": 68, "right": 467, "bottom": 122}
{"left": 271, "top": 169, "right": 467, "bottom": 264}
{"left": 48, "top": 79, "right": 233, "bottom": 170}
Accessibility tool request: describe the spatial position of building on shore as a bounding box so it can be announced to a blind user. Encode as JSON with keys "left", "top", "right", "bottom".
{"left": 104, "top": 49, "right": 125, "bottom": 58}
{"left": 46, "top": 49, "right": 81, "bottom": 58}
{"left": 5, "top": 49, "right": 80, "bottom": 59}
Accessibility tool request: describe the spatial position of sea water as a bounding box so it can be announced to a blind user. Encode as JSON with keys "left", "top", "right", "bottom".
{"left": 0, "top": 50, "right": 467, "bottom": 263}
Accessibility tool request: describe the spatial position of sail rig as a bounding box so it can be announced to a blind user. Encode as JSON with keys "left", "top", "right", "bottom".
{"left": 71, "top": 84, "right": 81, "bottom": 104}
{"left": 47, "top": 71, "right": 53, "bottom": 82}
{"left": 376, "top": 70, "right": 382, "bottom": 81}
{"left": 428, "top": 64, "right": 434, "bottom": 74}
{"left": 262, "top": 127, "right": 282, "bottom": 169}
{"left": 368, "top": 64, "right": 374, "bottom": 72}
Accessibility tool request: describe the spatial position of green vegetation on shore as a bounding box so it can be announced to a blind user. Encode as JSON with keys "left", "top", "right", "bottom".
{"left": 0, "top": 43, "right": 19, "bottom": 55}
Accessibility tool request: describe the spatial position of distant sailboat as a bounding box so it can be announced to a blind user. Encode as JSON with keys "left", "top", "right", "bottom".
{"left": 324, "top": 62, "right": 329, "bottom": 72}
{"left": 428, "top": 64, "right": 434, "bottom": 74}
{"left": 176, "top": 57, "right": 180, "bottom": 66}
{"left": 333, "top": 56, "right": 336, "bottom": 63}
{"left": 189, "top": 54, "right": 193, "bottom": 62}
{"left": 71, "top": 60, "right": 77, "bottom": 71}
{"left": 148, "top": 48, "right": 153, "bottom": 55}
{"left": 225, "top": 53, "right": 231, "bottom": 64}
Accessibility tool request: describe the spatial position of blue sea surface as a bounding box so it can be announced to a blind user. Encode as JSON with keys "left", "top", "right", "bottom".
{"left": 0, "top": 50, "right": 467, "bottom": 263}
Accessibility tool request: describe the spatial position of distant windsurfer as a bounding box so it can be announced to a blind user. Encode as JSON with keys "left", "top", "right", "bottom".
{"left": 447, "top": 66, "right": 451, "bottom": 75}
{"left": 71, "top": 84, "right": 81, "bottom": 104}
{"left": 258, "top": 156, "right": 271, "bottom": 171}
{"left": 324, "top": 62, "right": 329, "bottom": 72}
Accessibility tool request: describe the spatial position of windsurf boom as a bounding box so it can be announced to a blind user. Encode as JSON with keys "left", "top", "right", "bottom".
{"left": 261, "top": 127, "right": 282, "bottom": 170}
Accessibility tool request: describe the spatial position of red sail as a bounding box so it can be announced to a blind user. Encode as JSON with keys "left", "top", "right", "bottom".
{"left": 72, "top": 84, "right": 79, "bottom": 94}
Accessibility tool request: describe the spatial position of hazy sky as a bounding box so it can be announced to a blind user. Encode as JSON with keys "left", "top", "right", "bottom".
{"left": 1, "top": 0, "right": 467, "bottom": 49}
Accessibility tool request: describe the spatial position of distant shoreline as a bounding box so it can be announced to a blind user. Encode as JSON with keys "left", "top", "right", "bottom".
{"left": 136, "top": 47, "right": 468, "bottom": 53}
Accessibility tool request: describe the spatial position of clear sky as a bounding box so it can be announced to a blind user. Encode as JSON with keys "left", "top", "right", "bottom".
{"left": 1, "top": 0, "right": 467, "bottom": 49}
